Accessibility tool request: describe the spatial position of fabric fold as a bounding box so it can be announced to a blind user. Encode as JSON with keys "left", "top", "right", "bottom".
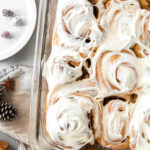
{"left": 0, "top": 65, "right": 32, "bottom": 147}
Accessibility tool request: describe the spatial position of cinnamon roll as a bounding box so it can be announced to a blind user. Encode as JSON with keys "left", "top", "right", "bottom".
{"left": 96, "top": 49, "right": 149, "bottom": 95}
{"left": 129, "top": 92, "right": 150, "bottom": 150}
{"left": 44, "top": 53, "right": 83, "bottom": 89}
{"left": 44, "top": 52, "right": 96, "bottom": 91}
{"left": 53, "top": 0, "right": 103, "bottom": 49}
{"left": 97, "top": 97, "right": 129, "bottom": 149}
{"left": 100, "top": 0, "right": 140, "bottom": 50}
{"left": 46, "top": 91, "right": 102, "bottom": 150}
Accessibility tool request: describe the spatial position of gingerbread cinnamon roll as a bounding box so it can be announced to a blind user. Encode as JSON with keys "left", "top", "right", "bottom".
{"left": 44, "top": 53, "right": 83, "bottom": 89}
{"left": 46, "top": 91, "right": 102, "bottom": 150}
{"left": 97, "top": 97, "right": 129, "bottom": 149}
{"left": 96, "top": 49, "right": 149, "bottom": 95}
{"left": 101, "top": 0, "right": 140, "bottom": 50}
{"left": 44, "top": 46, "right": 96, "bottom": 90}
{"left": 53, "top": 0, "right": 103, "bottom": 49}
{"left": 129, "top": 92, "right": 150, "bottom": 150}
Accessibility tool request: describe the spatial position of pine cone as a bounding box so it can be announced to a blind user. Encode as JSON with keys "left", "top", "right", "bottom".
{"left": 0, "top": 102, "right": 17, "bottom": 121}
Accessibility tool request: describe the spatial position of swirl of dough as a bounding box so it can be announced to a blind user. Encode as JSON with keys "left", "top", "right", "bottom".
{"left": 96, "top": 49, "right": 149, "bottom": 95}
{"left": 53, "top": 0, "right": 102, "bottom": 48}
{"left": 101, "top": 0, "right": 139, "bottom": 50}
{"left": 129, "top": 92, "right": 150, "bottom": 150}
{"left": 46, "top": 92, "right": 101, "bottom": 149}
{"left": 98, "top": 98, "right": 129, "bottom": 149}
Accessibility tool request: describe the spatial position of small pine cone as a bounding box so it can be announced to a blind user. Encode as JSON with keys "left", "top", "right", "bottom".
{"left": 0, "top": 102, "right": 17, "bottom": 121}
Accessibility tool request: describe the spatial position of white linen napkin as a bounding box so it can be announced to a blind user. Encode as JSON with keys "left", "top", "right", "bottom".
{"left": 0, "top": 65, "right": 32, "bottom": 149}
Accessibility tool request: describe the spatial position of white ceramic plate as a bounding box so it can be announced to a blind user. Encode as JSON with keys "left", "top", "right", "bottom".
{"left": 0, "top": 0, "right": 37, "bottom": 61}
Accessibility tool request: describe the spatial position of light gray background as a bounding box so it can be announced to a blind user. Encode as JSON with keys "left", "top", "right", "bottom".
{"left": 0, "top": 0, "right": 39, "bottom": 149}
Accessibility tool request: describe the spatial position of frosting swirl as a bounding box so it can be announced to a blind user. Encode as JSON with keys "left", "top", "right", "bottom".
{"left": 96, "top": 49, "right": 149, "bottom": 95}
{"left": 44, "top": 51, "right": 83, "bottom": 89}
{"left": 46, "top": 93, "right": 101, "bottom": 149}
{"left": 60, "top": 0, "right": 93, "bottom": 38}
{"left": 54, "top": 0, "right": 103, "bottom": 48}
{"left": 100, "top": 0, "right": 140, "bottom": 50}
